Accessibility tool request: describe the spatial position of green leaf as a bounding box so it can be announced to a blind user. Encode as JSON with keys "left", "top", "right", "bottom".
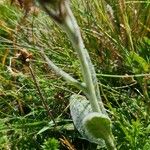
{"left": 83, "top": 113, "right": 116, "bottom": 149}
{"left": 83, "top": 112, "right": 112, "bottom": 140}
{"left": 143, "top": 37, "right": 150, "bottom": 46}
{"left": 69, "top": 94, "right": 105, "bottom": 146}
{"left": 126, "top": 51, "right": 149, "bottom": 73}
{"left": 42, "top": 138, "right": 60, "bottom": 150}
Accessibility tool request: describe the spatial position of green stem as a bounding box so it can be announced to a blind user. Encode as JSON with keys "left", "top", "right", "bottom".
{"left": 59, "top": 6, "right": 106, "bottom": 113}
{"left": 40, "top": 49, "right": 86, "bottom": 94}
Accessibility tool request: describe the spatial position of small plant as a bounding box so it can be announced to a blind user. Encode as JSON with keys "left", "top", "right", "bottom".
{"left": 41, "top": 138, "right": 60, "bottom": 150}
{"left": 37, "top": 0, "right": 116, "bottom": 149}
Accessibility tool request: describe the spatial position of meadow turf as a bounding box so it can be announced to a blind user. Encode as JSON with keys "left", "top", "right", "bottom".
{"left": 0, "top": 0, "right": 150, "bottom": 149}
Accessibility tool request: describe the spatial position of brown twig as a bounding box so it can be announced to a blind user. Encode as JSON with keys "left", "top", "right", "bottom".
{"left": 28, "top": 64, "right": 56, "bottom": 126}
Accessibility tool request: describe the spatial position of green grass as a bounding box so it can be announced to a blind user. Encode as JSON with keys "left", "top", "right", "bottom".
{"left": 0, "top": 0, "right": 150, "bottom": 149}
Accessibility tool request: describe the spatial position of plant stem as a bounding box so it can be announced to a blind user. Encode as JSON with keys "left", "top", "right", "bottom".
{"left": 59, "top": 6, "right": 106, "bottom": 113}
{"left": 40, "top": 49, "right": 87, "bottom": 94}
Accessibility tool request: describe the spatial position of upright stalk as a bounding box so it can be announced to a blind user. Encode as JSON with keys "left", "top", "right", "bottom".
{"left": 61, "top": 9, "right": 102, "bottom": 113}
{"left": 38, "top": 0, "right": 106, "bottom": 114}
